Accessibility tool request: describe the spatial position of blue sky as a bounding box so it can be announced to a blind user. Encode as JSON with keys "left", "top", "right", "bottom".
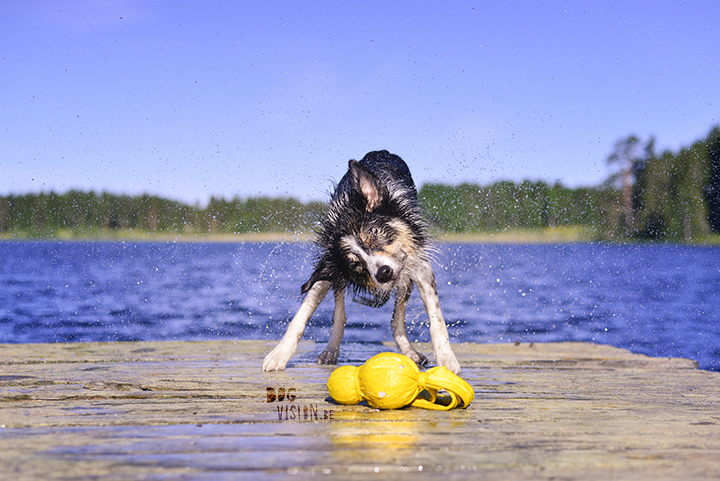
{"left": 2, "top": 1, "right": 719, "bottom": 205}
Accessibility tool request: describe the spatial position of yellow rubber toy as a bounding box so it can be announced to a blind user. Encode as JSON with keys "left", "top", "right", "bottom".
{"left": 327, "top": 352, "right": 474, "bottom": 410}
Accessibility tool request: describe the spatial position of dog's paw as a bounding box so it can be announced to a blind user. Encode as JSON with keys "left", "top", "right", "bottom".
{"left": 399, "top": 346, "right": 428, "bottom": 367}
{"left": 263, "top": 346, "right": 291, "bottom": 371}
{"left": 317, "top": 348, "right": 340, "bottom": 365}
{"left": 436, "top": 350, "right": 461, "bottom": 375}
{"left": 409, "top": 350, "right": 428, "bottom": 368}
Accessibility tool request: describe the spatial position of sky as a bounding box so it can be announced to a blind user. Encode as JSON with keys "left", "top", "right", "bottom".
{"left": 2, "top": 1, "right": 719, "bottom": 205}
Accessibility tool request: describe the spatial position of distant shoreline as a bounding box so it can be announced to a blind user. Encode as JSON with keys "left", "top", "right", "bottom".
{"left": 0, "top": 230, "right": 314, "bottom": 243}
{"left": 0, "top": 226, "right": 589, "bottom": 243}
{"left": 2, "top": 227, "right": 719, "bottom": 244}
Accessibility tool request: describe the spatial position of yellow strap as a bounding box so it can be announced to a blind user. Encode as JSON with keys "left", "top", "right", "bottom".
{"left": 411, "top": 391, "right": 461, "bottom": 410}
{"left": 413, "top": 366, "right": 475, "bottom": 410}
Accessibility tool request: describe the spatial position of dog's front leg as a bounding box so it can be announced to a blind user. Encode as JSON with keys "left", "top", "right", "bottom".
{"left": 317, "top": 287, "right": 346, "bottom": 364}
{"left": 391, "top": 281, "right": 428, "bottom": 366}
{"left": 263, "top": 280, "right": 331, "bottom": 371}
{"left": 415, "top": 263, "right": 461, "bottom": 374}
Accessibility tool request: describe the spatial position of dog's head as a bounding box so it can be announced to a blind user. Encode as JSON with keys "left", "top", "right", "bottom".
{"left": 303, "top": 157, "right": 427, "bottom": 307}
{"left": 338, "top": 222, "right": 410, "bottom": 307}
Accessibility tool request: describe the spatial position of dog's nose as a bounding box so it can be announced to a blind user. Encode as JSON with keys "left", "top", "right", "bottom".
{"left": 376, "top": 265, "right": 393, "bottom": 283}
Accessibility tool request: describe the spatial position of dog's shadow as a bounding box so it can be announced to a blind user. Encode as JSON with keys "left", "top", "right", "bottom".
{"left": 292, "top": 341, "right": 389, "bottom": 366}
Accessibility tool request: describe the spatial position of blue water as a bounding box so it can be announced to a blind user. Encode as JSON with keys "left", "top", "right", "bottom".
{"left": 1, "top": 241, "right": 719, "bottom": 371}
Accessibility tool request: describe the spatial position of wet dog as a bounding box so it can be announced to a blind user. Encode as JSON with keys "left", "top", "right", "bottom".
{"left": 262, "top": 150, "right": 460, "bottom": 374}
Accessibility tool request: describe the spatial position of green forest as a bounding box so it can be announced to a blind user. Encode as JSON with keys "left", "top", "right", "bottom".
{"left": 2, "top": 125, "right": 720, "bottom": 242}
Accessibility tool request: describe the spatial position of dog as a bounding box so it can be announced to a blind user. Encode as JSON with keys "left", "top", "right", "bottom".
{"left": 262, "top": 150, "right": 461, "bottom": 374}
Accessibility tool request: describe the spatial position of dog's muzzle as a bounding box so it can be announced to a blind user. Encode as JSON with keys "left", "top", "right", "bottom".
{"left": 353, "top": 288, "right": 393, "bottom": 308}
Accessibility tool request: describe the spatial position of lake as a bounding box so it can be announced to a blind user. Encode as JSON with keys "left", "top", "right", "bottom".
{"left": 1, "top": 241, "right": 718, "bottom": 371}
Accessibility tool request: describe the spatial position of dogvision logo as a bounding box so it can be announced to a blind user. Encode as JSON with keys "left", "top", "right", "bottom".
{"left": 267, "top": 387, "right": 335, "bottom": 421}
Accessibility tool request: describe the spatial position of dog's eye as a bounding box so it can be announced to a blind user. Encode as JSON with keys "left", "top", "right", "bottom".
{"left": 368, "top": 231, "right": 380, "bottom": 248}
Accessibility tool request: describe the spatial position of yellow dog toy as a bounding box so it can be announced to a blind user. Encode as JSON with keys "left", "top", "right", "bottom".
{"left": 327, "top": 352, "right": 474, "bottom": 410}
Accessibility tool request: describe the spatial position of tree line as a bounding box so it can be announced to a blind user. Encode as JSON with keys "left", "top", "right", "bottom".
{"left": 417, "top": 181, "right": 618, "bottom": 237}
{"left": 419, "top": 125, "right": 720, "bottom": 241}
{"left": 2, "top": 125, "right": 719, "bottom": 241}
{"left": 0, "top": 184, "right": 620, "bottom": 239}
{"left": 0, "top": 192, "right": 325, "bottom": 236}
{"left": 607, "top": 125, "right": 720, "bottom": 241}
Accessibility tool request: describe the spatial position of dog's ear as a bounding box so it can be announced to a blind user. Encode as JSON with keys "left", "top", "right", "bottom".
{"left": 348, "top": 160, "right": 387, "bottom": 212}
{"left": 301, "top": 271, "right": 321, "bottom": 294}
{"left": 302, "top": 257, "right": 333, "bottom": 294}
